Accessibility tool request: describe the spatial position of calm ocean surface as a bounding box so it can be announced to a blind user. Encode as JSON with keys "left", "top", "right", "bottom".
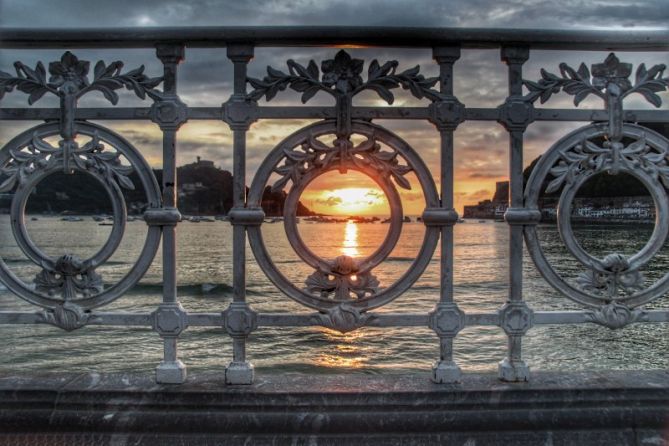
{"left": 0, "top": 215, "right": 667, "bottom": 375}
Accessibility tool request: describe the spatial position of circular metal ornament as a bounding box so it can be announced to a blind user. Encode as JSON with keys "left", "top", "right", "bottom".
{"left": 0, "top": 121, "right": 162, "bottom": 310}
{"left": 247, "top": 120, "right": 439, "bottom": 311}
{"left": 525, "top": 123, "right": 669, "bottom": 308}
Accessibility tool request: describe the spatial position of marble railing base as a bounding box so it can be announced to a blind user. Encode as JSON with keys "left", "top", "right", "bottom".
{"left": 1, "top": 370, "right": 667, "bottom": 446}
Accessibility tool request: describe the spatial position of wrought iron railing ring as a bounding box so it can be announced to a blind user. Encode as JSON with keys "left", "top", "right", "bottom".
{"left": 247, "top": 119, "right": 440, "bottom": 312}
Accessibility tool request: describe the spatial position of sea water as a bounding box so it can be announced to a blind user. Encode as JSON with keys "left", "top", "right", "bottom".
{"left": 0, "top": 216, "right": 667, "bottom": 376}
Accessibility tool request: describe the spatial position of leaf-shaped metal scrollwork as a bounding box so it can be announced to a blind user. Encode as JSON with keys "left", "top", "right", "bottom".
{"left": 0, "top": 51, "right": 163, "bottom": 104}
{"left": 545, "top": 133, "right": 669, "bottom": 194}
{"left": 584, "top": 302, "right": 648, "bottom": 329}
{"left": 575, "top": 254, "right": 645, "bottom": 299}
{"left": 523, "top": 53, "right": 669, "bottom": 107}
{"left": 247, "top": 49, "right": 443, "bottom": 104}
{"left": 272, "top": 132, "right": 412, "bottom": 192}
{"left": 314, "top": 304, "right": 376, "bottom": 333}
{"left": 0, "top": 130, "right": 135, "bottom": 193}
{"left": 34, "top": 254, "right": 103, "bottom": 299}
{"left": 37, "top": 301, "right": 92, "bottom": 331}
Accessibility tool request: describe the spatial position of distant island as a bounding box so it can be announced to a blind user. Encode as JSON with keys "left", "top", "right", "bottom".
{"left": 0, "top": 157, "right": 315, "bottom": 217}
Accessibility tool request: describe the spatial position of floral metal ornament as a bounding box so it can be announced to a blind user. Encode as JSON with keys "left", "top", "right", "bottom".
{"left": 314, "top": 303, "right": 376, "bottom": 333}
{"left": 0, "top": 131, "right": 135, "bottom": 193}
{"left": 576, "top": 254, "right": 645, "bottom": 299}
{"left": 271, "top": 132, "right": 412, "bottom": 192}
{"left": 247, "top": 49, "right": 443, "bottom": 104}
{"left": 0, "top": 51, "right": 163, "bottom": 104}
{"left": 305, "top": 255, "right": 380, "bottom": 300}
{"left": 522, "top": 53, "right": 668, "bottom": 107}
{"left": 37, "top": 301, "right": 93, "bottom": 332}
{"left": 545, "top": 133, "right": 669, "bottom": 194}
{"left": 34, "top": 255, "right": 104, "bottom": 299}
{"left": 321, "top": 50, "right": 364, "bottom": 94}
{"left": 584, "top": 302, "right": 648, "bottom": 330}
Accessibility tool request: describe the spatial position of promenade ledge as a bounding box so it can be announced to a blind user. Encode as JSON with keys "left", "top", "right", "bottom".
{"left": 1, "top": 370, "right": 668, "bottom": 445}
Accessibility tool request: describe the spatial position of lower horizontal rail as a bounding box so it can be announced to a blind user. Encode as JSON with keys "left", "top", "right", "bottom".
{"left": 1, "top": 309, "right": 667, "bottom": 328}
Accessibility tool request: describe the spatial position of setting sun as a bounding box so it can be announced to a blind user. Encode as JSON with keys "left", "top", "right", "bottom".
{"left": 300, "top": 171, "right": 395, "bottom": 216}
{"left": 315, "top": 188, "right": 386, "bottom": 215}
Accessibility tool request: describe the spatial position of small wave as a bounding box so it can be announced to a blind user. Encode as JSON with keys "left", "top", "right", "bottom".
{"left": 273, "top": 259, "right": 308, "bottom": 265}
{"left": 127, "top": 282, "right": 262, "bottom": 297}
{"left": 385, "top": 256, "right": 418, "bottom": 262}
{"left": 401, "top": 285, "right": 439, "bottom": 292}
{"left": 3, "top": 258, "right": 35, "bottom": 265}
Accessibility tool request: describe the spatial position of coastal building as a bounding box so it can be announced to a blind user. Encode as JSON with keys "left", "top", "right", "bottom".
{"left": 463, "top": 181, "right": 509, "bottom": 219}
{"left": 464, "top": 179, "right": 655, "bottom": 223}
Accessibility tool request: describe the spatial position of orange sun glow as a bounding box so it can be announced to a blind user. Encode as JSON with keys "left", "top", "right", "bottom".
{"left": 311, "top": 187, "right": 388, "bottom": 215}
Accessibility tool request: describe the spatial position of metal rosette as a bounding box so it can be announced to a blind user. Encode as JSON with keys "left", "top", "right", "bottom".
{"left": 0, "top": 121, "right": 162, "bottom": 311}
{"left": 524, "top": 122, "right": 669, "bottom": 309}
{"left": 247, "top": 120, "right": 439, "bottom": 311}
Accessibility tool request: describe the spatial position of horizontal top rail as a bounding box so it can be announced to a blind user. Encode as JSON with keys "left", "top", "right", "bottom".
{"left": 0, "top": 26, "right": 668, "bottom": 50}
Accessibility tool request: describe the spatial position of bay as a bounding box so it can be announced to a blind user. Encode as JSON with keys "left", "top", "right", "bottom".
{"left": 0, "top": 215, "right": 667, "bottom": 376}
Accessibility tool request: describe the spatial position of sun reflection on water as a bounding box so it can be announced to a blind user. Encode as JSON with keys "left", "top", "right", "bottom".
{"left": 341, "top": 220, "right": 359, "bottom": 257}
{"left": 313, "top": 327, "right": 368, "bottom": 369}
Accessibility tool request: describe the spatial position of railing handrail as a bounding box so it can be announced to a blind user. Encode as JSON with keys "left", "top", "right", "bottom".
{"left": 0, "top": 26, "right": 668, "bottom": 50}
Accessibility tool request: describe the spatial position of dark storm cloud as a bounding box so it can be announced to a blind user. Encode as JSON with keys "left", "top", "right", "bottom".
{"left": 3, "top": 0, "right": 668, "bottom": 29}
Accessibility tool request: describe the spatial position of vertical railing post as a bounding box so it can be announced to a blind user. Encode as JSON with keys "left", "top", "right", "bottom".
{"left": 223, "top": 43, "right": 258, "bottom": 385}
{"left": 497, "top": 46, "right": 535, "bottom": 382}
{"left": 428, "top": 46, "right": 466, "bottom": 383}
{"left": 150, "top": 44, "right": 189, "bottom": 384}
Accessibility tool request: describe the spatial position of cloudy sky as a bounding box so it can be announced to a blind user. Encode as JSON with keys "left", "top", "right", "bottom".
{"left": 0, "top": 0, "right": 667, "bottom": 214}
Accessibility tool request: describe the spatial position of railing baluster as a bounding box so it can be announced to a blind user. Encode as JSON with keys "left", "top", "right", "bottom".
{"left": 498, "top": 46, "right": 534, "bottom": 382}
{"left": 223, "top": 43, "right": 258, "bottom": 385}
{"left": 152, "top": 44, "right": 189, "bottom": 384}
{"left": 429, "top": 46, "right": 466, "bottom": 383}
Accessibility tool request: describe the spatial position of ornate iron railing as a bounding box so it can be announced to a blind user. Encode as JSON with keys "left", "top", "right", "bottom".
{"left": 0, "top": 27, "right": 667, "bottom": 384}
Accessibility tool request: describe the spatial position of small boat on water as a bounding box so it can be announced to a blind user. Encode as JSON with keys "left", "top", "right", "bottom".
{"left": 92, "top": 216, "right": 105, "bottom": 222}
{"left": 187, "top": 216, "right": 214, "bottom": 223}
{"left": 201, "top": 283, "right": 217, "bottom": 294}
{"left": 30, "top": 217, "right": 38, "bottom": 221}
{"left": 61, "top": 216, "right": 83, "bottom": 222}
